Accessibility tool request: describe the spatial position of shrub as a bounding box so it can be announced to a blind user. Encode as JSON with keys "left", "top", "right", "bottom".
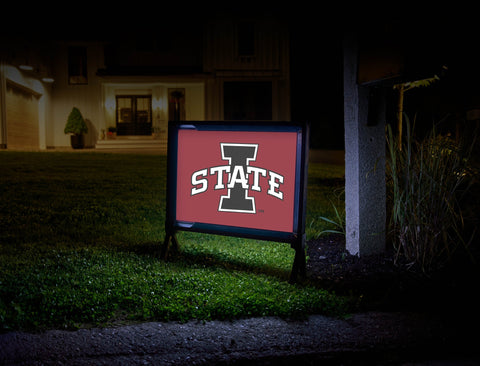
{"left": 386, "top": 116, "right": 476, "bottom": 273}
{"left": 64, "top": 107, "right": 88, "bottom": 135}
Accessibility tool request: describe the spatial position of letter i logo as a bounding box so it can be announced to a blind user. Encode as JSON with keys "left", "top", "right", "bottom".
{"left": 218, "top": 143, "right": 258, "bottom": 213}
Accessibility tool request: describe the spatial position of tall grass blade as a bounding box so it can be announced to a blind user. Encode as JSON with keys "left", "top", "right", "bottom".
{"left": 386, "top": 116, "right": 477, "bottom": 273}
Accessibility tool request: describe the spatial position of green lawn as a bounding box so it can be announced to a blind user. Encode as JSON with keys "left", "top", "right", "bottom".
{"left": 0, "top": 152, "right": 345, "bottom": 331}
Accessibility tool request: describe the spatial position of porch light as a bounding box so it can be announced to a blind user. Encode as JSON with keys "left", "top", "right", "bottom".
{"left": 105, "top": 96, "right": 115, "bottom": 111}
{"left": 19, "top": 64, "right": 34, "bottom": 71}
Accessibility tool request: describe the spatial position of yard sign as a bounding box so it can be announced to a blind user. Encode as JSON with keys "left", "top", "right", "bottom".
{"left": 162, "top": 121, "right": 309, "bottom": 281}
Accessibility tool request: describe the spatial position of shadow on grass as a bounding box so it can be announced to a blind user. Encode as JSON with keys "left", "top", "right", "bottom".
{"left": 116, "top": 241, "right": 292, "bottom": 282}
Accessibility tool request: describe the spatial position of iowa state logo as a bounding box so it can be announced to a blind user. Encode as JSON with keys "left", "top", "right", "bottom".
{"left": 175, "top": 129, "right": 297, "bottom": 233}
{"left": 190, "top": 143, "right": 285, "bottom": 214}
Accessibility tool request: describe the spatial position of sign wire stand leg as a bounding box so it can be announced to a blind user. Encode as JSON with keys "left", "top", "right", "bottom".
{"left": 289, "top": 236, "right": 306, "bottom": 283}
{"left": 161, "top": 230, "right": 179, "bottom": 259}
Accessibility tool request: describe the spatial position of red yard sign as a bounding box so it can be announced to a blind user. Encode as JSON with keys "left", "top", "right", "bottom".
{"left": 176, "top": 129, "right": 298, "bottom": 232}
{"left": 163, "top": 121, "right": 309, "bottom": 281}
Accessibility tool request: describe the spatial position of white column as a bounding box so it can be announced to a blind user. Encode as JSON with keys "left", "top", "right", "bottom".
{"left": 343, "top": 34, "right": 386, "bottom": 256}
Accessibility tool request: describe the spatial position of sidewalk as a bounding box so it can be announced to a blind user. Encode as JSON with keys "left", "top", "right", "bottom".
{"left": 1, "top": 312, "right": 479, "bottom": 365}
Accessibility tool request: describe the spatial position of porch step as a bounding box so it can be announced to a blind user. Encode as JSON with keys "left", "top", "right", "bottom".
{"left": 95, "top": 138, "right": 167, "bottom": 153}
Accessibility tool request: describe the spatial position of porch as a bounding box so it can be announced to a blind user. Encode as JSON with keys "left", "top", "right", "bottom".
{"left": 95, "top": 136, "right": 167, "bottom": 154}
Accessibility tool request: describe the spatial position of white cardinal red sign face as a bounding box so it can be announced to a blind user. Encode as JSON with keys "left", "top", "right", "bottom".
{"left": 176, "top": 129, "right": 298, "bottom": 233}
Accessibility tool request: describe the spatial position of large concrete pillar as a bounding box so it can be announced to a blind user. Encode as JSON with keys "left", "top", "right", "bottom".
{"left": 343, "top": 34, "right": 386, "bottom": 256}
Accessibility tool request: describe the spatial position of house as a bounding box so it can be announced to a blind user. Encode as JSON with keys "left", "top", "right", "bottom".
{"left": 0, "top": 14, "right": 291, "bottom": 152}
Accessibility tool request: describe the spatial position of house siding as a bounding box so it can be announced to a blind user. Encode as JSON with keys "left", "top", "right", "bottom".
{"left": 1, "top": 15, "right": 290, "bottom": 150}
{"left": 5, "top": 83, "right": 39, "bottom": 149}
{"left": 49, "top": 43, "right": 105, "bottom": 148}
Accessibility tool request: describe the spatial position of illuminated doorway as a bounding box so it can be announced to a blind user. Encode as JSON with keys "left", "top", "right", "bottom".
{"left": 116, "top": 95, "right": 152, "bottom": 136}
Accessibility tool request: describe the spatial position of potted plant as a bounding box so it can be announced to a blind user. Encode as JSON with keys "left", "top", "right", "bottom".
{"left": 107, "top": 126, "right": 117, "bottom": 139}
{"left": 64, "top": 107, "right": 88, "bottom": 149}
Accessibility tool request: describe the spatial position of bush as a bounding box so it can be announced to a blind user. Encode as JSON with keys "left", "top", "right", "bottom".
{"left": 64, "top": 107, "right": 88, "bottom": 135}
{"left": 386, "top": 117, "right": 477, "bottom": 273}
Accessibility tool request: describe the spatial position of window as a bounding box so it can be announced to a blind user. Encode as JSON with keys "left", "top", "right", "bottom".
{"left": 237, "top": 22, "right": 255, "bottom": 56}
{"left": 224, "top": 82, "right": 272, "bottom": 121}
{"left": 68, "top": 47, "right": 87, "bottom": 85}
{"left": 116, "top": 95, "right": 152, "bottom": 136}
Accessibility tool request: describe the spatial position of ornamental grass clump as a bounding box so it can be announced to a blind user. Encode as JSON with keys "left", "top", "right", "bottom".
{"left": 386, "top": 116, "right": 477, "bottom": 274}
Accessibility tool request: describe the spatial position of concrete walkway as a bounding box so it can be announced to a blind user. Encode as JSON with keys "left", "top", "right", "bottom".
{"left": 1, "top": 312, "right": 479, "bottom": 365}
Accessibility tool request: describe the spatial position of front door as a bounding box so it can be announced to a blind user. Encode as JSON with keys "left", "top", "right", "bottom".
{"left": 116, "top": 95, "right": 152, "bottom": 136}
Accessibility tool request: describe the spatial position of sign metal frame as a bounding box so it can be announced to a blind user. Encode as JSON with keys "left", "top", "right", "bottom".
{"left": 162, "top": 121, "right": 309, "bottom": 282}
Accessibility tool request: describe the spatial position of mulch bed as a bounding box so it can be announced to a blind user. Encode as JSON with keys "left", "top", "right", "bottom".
{"left": 305, "top": 234, "right": 480, "bottom": 313}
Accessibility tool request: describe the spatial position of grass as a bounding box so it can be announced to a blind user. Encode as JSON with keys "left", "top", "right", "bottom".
{"left": 0, "top": 151, "right": 345, "bottom": 331}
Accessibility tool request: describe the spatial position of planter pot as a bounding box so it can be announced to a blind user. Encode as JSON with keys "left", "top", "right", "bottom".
{"left": 70, "top": 134, "right": 85, "bottom": 149}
